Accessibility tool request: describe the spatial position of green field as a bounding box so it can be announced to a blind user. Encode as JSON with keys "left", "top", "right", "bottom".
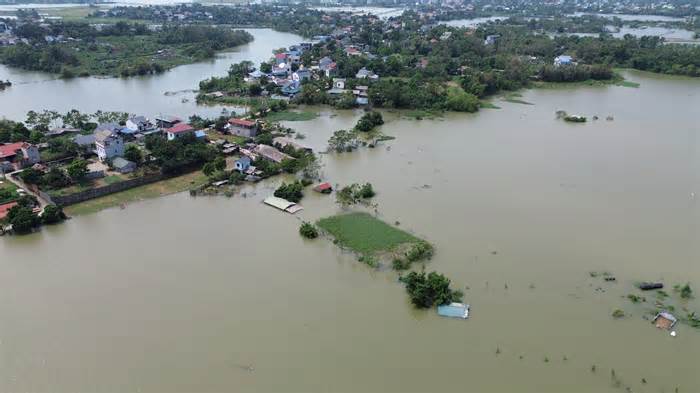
{"left": 317, "top": 212, "right": 422, "bottom": 255}
{"left": 65, "top": 171, "right": 208, "bottom": 216}
{"left": 0, "top": 180, "right": 19, "bottom": 205}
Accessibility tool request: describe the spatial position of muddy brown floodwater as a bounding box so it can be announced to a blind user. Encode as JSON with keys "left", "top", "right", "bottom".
{"left": 1, "top": 46, "right": 699, "bottom": 393}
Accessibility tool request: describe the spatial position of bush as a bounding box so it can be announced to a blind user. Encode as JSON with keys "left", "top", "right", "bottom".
{"left": 299, "top": 221, "right": 318, "bottom": 239}
{"left": 41, "top": 204, "right": 66, "bottom": 224}
{"left": 358, "top": 254, "right": 379, "bottom": 268}
{"left": 392, "top": 257, "right": 411, "bottom": 271}
{"left": 7, "top": 205, "right": 40, "bottom": 234}
{"left": 406, "top": 241, "right": 434, "bottom": 262}
{"left": 612, "top": 309, "right": 625, "bottom": 319}
{"left": 359, "top": 183, "right": 375, "bottom": 199}
{"left": 354, "top": 111, "right": 384, "bottom": 132}
{"left": 400, "top": 271, "right": 462, "bottom": 308}
{"left": 274, "top": 181, "right": 303, "bottom": 203}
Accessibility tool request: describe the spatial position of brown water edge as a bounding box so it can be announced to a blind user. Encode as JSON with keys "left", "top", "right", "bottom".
{"left": 0, "top": 70, "right": 699, "bottom": 392}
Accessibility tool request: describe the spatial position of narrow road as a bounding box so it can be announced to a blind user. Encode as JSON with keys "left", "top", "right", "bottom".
{"left": 4, "top": 171, "right": 51, "bottom": 211}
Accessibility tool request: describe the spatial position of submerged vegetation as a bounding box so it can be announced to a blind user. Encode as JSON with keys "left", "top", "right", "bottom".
{"left": 0, "top": 21, "right": 253, "bottom": 77}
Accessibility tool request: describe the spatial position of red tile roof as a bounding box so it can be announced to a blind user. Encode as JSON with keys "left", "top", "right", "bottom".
{"left": 228, "top": 118, "right": 256, "bottom": 128}
{"left": 166, "top": 123, "right": 195, "bottom": 134}
{"left": 0, "top": 142, "right": 28, "bottom": 159}
{"left": 314, "top": 182, "right": 332, "bottom": 191}
{"left": 0, "top": 201, "right": 18, "bottom": 220}
{"left": 275, "top": 53, "right": 287, "bottom": 59}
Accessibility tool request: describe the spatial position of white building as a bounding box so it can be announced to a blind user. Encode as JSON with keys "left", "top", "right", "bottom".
{"left": 94, "top": 130, "right": 124, "bottom": 161}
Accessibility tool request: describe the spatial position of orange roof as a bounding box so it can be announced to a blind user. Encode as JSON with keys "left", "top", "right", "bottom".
{"left": 166, "top": 123, "right": 195, "bottom": 134}
{"left": 0, "top": 142, "right": 29, "bottom": 159}
{"left": 0, "top": 201, "right": 18, "bottom": 220}
{"left": 229, "top": 118, "right": 256, "bottom": 127}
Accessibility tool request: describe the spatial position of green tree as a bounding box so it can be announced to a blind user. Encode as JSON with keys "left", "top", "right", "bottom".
{"left": 299, "top": 221, "right": 318, "bottom": 239}
{"left": 66, "top": 158, "right": 88, "bottom": 182}
{"left": 274, "top": 181, "right": 304, "bottom": 203}
{"left": 400, "top": 271, "right": 463, "bottom": 308}
{"left": 41, "top": 204, "right": 66, "bottom": 224}
{"left": 7, "top": 205, "right": 40, "bottom": 234}
{"left": 123, "top": 144, "right": 143, "bottom": 164}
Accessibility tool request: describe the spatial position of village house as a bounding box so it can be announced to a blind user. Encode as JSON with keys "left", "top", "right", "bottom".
{"left": 165, "top": 123, "right": 196, "bottom": 141}
{"left": 95, "top": 131, "right": 124, "bottom": 161}
{"left": 155, "top": 115, "right": 182, "bottom": 129}
{"left": 318, "top": 56, "right": 337, "bottom": 78}
{"left": 353, "top": 85, "right": 369, "bottom": 105}
{"left": 126, "top": 116, "right": 155, "bottom": 133}
{"left": 554, "top": 55, "right": 573, "bottom": 66}
{"left": 0, "top": 142, "right": 40, "bottom": 170}
{"left": 235, "top": 156, "right": 251, "bottom": 172}
{"left": 292, "top": 68, "right": 311, "bottom": 82}
{"left": 227, "top": 118, "right": 259, "bottom": 138}
{"left": 111, "top": 157, "right": 136, "bottom": 174}
{"left": 484, "top": 34, "right": 500, "bottom": 45}
{"left": 253, "top": 144, "right": 293, "bottom": 164}
{"left": 281, "top": 80, "right": 301, "bottom": 97}
{"left": 273, "top": 136, "right": 311, "bottom": 152}
{"left": 356, "top": 67, "right": 379, "bottom": 81}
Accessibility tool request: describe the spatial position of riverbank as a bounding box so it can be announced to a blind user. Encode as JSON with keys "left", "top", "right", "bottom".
{"left": 64, "top": 170, "right": 208, "bottom": 216}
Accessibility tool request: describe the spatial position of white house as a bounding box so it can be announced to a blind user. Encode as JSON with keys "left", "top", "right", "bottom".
{"left": 94, "top": 130, "right": 124, "bottom": 161}
{"left": 554, "top": 55, "right": 573, "bottom": 66}
{"left": 165, "top": 123, "right": 196, "bottom": 141}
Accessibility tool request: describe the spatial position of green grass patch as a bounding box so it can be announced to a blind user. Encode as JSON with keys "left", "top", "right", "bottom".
{"left": 65, "top": 171, "right": 208, "bottom": 216}
{"left": 204, "top": 130, "right": 248, "bottom": 145}
{"left": 502, "top": 92, "right": 534, "bottom": 105}
{"left": 400, "top": 109, "right": 442, "bottom": 120}
{"left": 617, "top": 80, "right": 640, "bottom": 88}
{"left": 0, "top": 179, "right": 19, "bottom": 204}
{"left": 103, "top": 175, "right": 124, "bottom": 185}
{"left": 264, "top": 110, "right": 319, "bottom": 122}
{"left": 317, "top": 212, "right": 423, "bottom": 255}
{"left": 479, "top": 100, "right": 501, "bottom": 109}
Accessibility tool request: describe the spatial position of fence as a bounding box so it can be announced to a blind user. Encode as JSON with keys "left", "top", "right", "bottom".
{"left": 50, "top": 173, "right": 167, "bottom": 206}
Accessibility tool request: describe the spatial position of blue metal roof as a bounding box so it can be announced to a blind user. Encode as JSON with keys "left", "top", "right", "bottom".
{"left": 437, "top": 303, "right": 469, "bottom": 319}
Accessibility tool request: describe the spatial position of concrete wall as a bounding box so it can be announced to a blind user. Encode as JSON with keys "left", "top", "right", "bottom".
{"left": 51, "top": 173, "right": 166, "bottom": 206}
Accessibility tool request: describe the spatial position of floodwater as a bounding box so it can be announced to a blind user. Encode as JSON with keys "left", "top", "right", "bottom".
{"left": 0, "top": 28, "right": 302, "bottom": 121}
{"left": 1, "top": 43, "right": 700, "bottom": 393}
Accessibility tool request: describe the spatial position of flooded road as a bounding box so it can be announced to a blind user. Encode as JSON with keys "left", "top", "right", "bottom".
{"left": 1, "top": 52, "right": 699, "bottom": 393}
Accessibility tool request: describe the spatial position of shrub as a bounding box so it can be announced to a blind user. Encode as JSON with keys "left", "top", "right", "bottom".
{"left": 41, "top": 205, "right": 66, "bottom": 224}
{"left": 358, "top": 183, "right": 375, "bottom": 199}
{"left": 274, "top": 181, "right": 304, "bottom": 203}
{"left": 299, "top": 222, "right": 318, "bottom": 239}
{"left": 358, "top": 254, "right": 379, "bottom": 268}
{"left": 406, "top": 241, "right": 434, "bottom": 262}
{"left": 400, "top": 271, "right": 462, "bottom": 308}
{"left": 392, "top": 257, "right": 411, "bottom": 271}
{"left": 612, "top": 309, "right": 625, "bottom": 319}
{"left": 7, "top": 205, "right": 40, "bottom": 234}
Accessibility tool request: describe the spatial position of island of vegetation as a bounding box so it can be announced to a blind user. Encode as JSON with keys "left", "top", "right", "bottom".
{"left": 0, "top": 15, "right": 253, "bottom": 77}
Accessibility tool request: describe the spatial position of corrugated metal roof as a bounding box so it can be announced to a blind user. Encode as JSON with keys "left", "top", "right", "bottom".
{"left": 263, "top": 196, "right": 303, "bottom": 214}
{"left": 437, "top": 303, "right": 470, "bottom": 319}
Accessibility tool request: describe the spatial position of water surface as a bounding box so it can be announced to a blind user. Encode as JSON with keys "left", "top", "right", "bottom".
{"left": 1, "top": 70, "right": 699, "bottom": 392}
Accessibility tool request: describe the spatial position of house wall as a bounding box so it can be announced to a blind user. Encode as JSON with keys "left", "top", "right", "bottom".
{"left": 96, "top": 137, "right": 124, "bottom": 161}
{"left": 21, "top": 146, "right": 40, "bottom": 165}
{"left": 230, "top": 125, "right": 257, "bottom": 138}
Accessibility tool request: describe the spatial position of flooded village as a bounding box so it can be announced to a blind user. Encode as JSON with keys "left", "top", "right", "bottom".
{"left": 1, "top": 2, "right": 700, "bottom": 393}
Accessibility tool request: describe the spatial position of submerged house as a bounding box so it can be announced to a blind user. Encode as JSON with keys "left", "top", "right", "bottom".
{"left": 653, "top": 312, "right": 677, "bottom": 330}
{"left": 254, "top": 144, "right": 293, "bottom": 164}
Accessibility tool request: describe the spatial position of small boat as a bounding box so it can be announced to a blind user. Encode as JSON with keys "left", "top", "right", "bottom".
{"left": 437, "top": 302, "right": 470, "bottom": 319}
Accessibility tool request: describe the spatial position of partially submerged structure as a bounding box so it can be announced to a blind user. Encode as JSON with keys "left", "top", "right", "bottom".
{"left": 263, "top": 196, "right": 303, "bottom": 214}
{"left": 653, "top": 312, "right": 677, "bottom": 330}
{"left": 437, "top": 303, "right": 470, "bottom": 319}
